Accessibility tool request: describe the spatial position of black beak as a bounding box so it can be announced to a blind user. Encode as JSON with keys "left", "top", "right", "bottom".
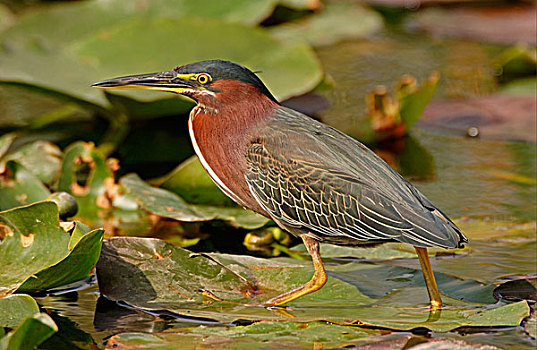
{"left": 92, "top": 71, "right": 196, "bottom": 93}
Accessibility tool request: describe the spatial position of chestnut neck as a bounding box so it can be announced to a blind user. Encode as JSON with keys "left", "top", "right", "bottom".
{"left": 188, "top": 80, "right": 278, "bottom": 214}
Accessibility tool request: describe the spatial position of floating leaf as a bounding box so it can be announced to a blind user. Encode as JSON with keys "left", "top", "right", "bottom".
{"left": 157, "top": 156, "right": 234, "bottom": 206}
{"left": 493, "top": 275, "right": 537, "bottom": 304}
{"left": 120, "top": 174, "right": 268, "bottom": 229}
{"left": 2, "top": 141, "right": 62, "bottom": 186}
{"left": 17, "top": 227, "right": 104, "bottom": 293}
{"left": 0, "top": 202, "right": 70, "bottom": 296}
{"left": 0, "top": 313, "right": 57, "bottom": 350}
{"left": 0, "top": 134, "right": 15, "bottom": 159}
{"left": 57, "top": 141, "right": 114, "bottom": 219}
{"left": 97, "top": 237, "right": 530, "bottom": 331}
{"left": 0, "top": 161, "right": 51, "bottom": 211}
{"left": 105, "top": 321, "right": 371, "bottom": 349}
{"left": 0, "top": 294, "right": 39, "bottom": 328}
{"left": 269, "top": 2, "right": 382, "bottom": 46}
{"left": 0, "top": 202, "right": 103, "bottom": 296}
{"left": 0, "top": 1, "right": 322, "bottom": 108}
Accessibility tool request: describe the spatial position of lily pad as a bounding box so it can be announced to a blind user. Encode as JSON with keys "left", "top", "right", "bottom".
{"left": 120, "top": 173, "right": 269, "bottom": 229}
{"left": 0, "top": 313, "right": 57, "bottom": 350}
{"left": 2, "top": 141, "right": 62, "bottom": 186}
{"left": 0, "top": 202, "right": 103, "bottom": 296}
{"left": 493, "top": 275, "right": 537, "bottom": 304}
{"left": 157, "top": 156, "right": 235, "bottom": 207}
{"left": 0, "top": 134, "right": 15, "bottom": 159}
{"left": 57, "top": 141, "right": 114, "bottom": 218}
{"left": 0, "top": 1, "right": 322, "bottom": 108}
{"left": 0, "top": 161, "right": 51, "bottom": 211}
{"left": 17, "top": 226, "right": 104, "bottom": 293}
{"left": 0, "top": 294, "right": 39, "bottom": 328}
{"left": 269, "top": 1, "right": 383, "bottom": 46}
{"left": 105, "top": 321, "right": 372, "bottom": 349}
{"left": 96, "top": 237, "right": 530, "bottom": 331}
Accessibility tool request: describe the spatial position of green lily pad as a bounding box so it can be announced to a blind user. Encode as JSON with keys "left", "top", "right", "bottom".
{"left": 0, "top": 161, "right": 51, "bottom": 211}
{"left": 0, "top": 294, "right": 39, "bottom": 328}
{"left": 0, "top": 4, "right": 14, "bottom": 34}
{"left": 157, "top": 155, "right": 235, "bottom": 207}
{"left": 0, "top": 134, "right": 15, "bottom": 159}
{"left": 17, "top": 226, "right": 104, "bottom": 293}
{"left": 120, "top": 173, "right": 269, "bottom": 229}
{"left": 0, "top": 202, "right": 103, "bottom": 296}
{"left": 2, "top": 141, "right": 62, "bottom": 187}
{"left": 106, "top": 321, "right": 372, "bottom": 349}
{"left": 0, "top": 313, "right": 57, "bottom": 350}
{"left": 57, "top": 141, "right": 114, "bottom": 219}
{"left": 0, "top": 202, "right": 70, "bottom": 296}
{"left": 96, "top": 237, "right": 530, "bottom": 331}
{"left": 269, "top": 1, "right": 383, "bottom": 46}
{"left": 0, "top": 1, "right": 322, "bottom": 108}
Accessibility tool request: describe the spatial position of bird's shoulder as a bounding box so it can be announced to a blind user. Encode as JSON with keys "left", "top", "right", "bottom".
{"left": 250, "top": 106, "right": 418, "bottom": 204}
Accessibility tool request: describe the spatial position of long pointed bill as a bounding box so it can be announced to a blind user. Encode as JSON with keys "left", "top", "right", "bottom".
{"left": 92, "top": 71, "right": 198, "bottom": 94}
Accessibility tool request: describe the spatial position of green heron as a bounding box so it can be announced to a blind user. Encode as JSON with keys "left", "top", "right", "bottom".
{"left": 93, "top": 60, "right": 467, "bottom": 309}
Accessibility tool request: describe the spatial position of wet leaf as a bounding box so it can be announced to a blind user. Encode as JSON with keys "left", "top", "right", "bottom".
{"left": 0, "top": 294, "right": 39, "bottom": 328}
{"left": 0, "top": 202, "right": 103, "bottom": 296}
{"left": 0, "top": 4, "right": 14, "bottom": 34}
{"left": 120, "top": 174, "right": 268, "bottom": 229}
{"left": 0, "top": 202, "right": 70, "bottom": 296}
{"left": 269, "top": 2, "right": 382, "bottom": 46}
{"left": 17, "top": 227, "right": 104, "bottom": 293}
{"left": 97, "top": 237, "right": 530, "bottom": 331}
{"left": 2, "top": 141, "right": 62, "bottom": 186}
{"left": 157, "top": 156, "right": 234, "bottom": 206}
{"left": 0, "top": 86, "right": 91, "bottom": 129}
{"left": 105, "top": 321, "right": 371, "bottom": 349}
{"left": 0, "top": 2, "right": 322, "bottom": 108}
{"left": 0, "top": 161, "right": 51, "bottom": 211}
{"left": 493, "top": 275, "right": 537, "bottom": 304}
{"left": 57, "top": 141, "right": 114, "bottom": 217}
{"left": 0, "top": 313, "right": 57, "bottom": 350}
{"left": 0, "top": 134, "right": 15, "bottom": 159}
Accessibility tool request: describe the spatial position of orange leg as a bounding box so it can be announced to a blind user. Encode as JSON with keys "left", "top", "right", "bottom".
{"left": 415, "top": 246, "right": 442, "bottom": 309}
{"left": 264, "top": 235, "right": 327, "bottom": 306}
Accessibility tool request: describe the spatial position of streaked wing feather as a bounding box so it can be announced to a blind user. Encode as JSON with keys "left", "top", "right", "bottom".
{"left": 245, "top": 107, "right": 466, "bottom": 249}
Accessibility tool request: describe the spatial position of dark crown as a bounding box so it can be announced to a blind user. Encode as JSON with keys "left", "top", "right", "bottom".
{"left": 174, "top": 60, "right": 278, "bottom": 103}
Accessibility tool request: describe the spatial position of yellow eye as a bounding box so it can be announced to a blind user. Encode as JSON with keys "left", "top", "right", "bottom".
{"left": 196, "top": 73, "right": 211, "bottom": 85}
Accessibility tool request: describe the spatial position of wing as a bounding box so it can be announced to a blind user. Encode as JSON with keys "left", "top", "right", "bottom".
{"left": 245, "top": 107, "right": 467, "bottom": 249}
